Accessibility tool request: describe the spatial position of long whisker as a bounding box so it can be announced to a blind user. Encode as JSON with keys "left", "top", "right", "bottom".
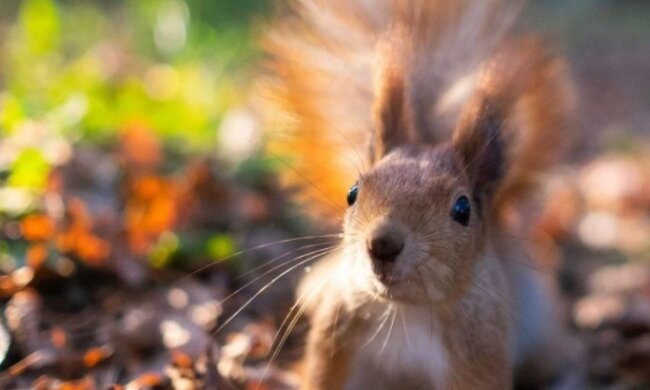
{"left": 362, "top": 305, "right": 393, "bottom": 348}
{"left": 486, "top": 232, "right": 548, "bottom": 246}
{"left": 471, "top": 275, "right": 540, "bottom": 354}
{"left": 274, "top": 131, "right": 364, "bottom": 175}
{"left": 470, "top": 277, "right": 535, "bottom": 389}
{"left": 400, "top": 306, "right": 412, "bottom": 351}
{"left": 218, "top": 244, "right": 340, "bottom": 306}
{"left": 266, "top": 150, "right": 347, "bottom": 214}
{"left": 380, "top": 305, "right": 397, "bottom": 356}
{"left": 286, "top": 192, "right": 347, "bottom": 222}
{"left": 460, "top": 115, "right": 505, "bottom": 173}
{"left": 234, "top": 241, "right": 339, "bottom": 281}
{"left": 329, "top": 125, "right": 369, "bottom": 173}
{"left": 273, "top": 246, "right": 355, "bottom": 350}
{"left": 330, "top": 300, "right": 343, "bottom": 358}
{"left": 483, "top": 276, "right": 572, "bottom": 367}
{"left": 180, "top": 233, "right": 342, "bottom": 280}
{"left": 418, "top": 238, "right": 556, "bottom": 278}
{"left": 483, "top": 254, "right": 556, "bottom": 278}
{"left": 255, "top": 257, "right": 347, "bottom": 390}
{"left": 213, "top": 246, "right": 338, "bottom": 335}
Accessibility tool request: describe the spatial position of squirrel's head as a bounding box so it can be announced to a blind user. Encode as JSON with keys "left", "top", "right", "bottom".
{"left": 342, "top": 38, "right": 520, "bottom": 304}
{"left": 343, "top": 144, "right": 488, "bottom": 304}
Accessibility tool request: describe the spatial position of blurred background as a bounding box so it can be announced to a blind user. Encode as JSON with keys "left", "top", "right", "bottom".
{"left": 0, "top": 0, "right": 648, "bottom": 389}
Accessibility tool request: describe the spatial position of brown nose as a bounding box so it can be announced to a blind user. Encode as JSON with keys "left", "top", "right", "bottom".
{"left": 368, "top": 234, "right": 404, "bottom": 263}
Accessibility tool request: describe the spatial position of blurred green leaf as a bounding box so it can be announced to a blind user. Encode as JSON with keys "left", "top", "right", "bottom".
{"left": 205, "top": 234, "right": 236, "bottom": 261}
{"left": 149, "top": 231, "right": 180, "bottom": 268}
{"left": 8, "top": 148, "right": 50, "bottom": 190}
{"left": 20, "top": 0, "right": 60, "bottom": 54}
{"left": 0, "top": 94, "right": 25, "bottom": 134}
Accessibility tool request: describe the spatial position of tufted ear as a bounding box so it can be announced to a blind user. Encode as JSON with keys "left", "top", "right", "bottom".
{"left": 452, "top": 95, "right": 508, "bottom": 207}
{"left": 452, "top": 52, "right": 523, "bottom": 210}
{"left": 453, "top": 39, "right": 570, "bottom": 215}
{"left": 370, "top": 33, "right": 415, "bottom": 162}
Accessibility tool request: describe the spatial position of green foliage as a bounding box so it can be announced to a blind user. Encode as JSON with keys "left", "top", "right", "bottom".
{"left": 20, "top": 0, "right": 61, "bottom": 55}
{"left": 1, "top": 0, "right": 268, "bottom": 138}
{"left": 150, "top": 231, "right": 181, "bottom": 268}
{"left": 0, "top": 0, "right": 272, "bottom": 272}
{"left": 205, "top": 234, "right": 236, "bottom": 261}
{"left": 8, "top": 149, "right": 50, "bottom": 190}
{"left": 0, "top": 0, "right": 270, "bottom": 207}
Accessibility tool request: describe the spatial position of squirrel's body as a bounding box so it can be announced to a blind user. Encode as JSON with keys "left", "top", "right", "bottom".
{"left": 264, "top": 1, "right": 572, "bottom": 388}
{"left": 300, "top": 247, "right": 510, "bottom": 389}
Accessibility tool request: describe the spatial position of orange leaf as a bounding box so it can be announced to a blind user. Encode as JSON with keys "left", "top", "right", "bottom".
{"left": 131, "top": 372, "right": 163, "bottom": 387}
{"left": 26, "top": 244, "right": 49, "bottom": 270}
{"left": 170, "top": 350, "right": 193, "bottom": 369}
{"left": 144, "top": 197, "right": 176, "bottom": 234}
{"left": 83, "top": 346, "right": 112, "bottom": 368}
{"left": 59, "top": 377, "right": 96, "bottom": 390}
{"left": 120, "top": 122, "right": 161, "bottom": 167}
{"left": 50, "top": 327, "right": 67, "bottom": 349}
{"left": 247, "top": 382, "right": 270, "bottom": 390}
{"left": 22, "top": 215, "right": 55, "bottom": 241}
{"left": 0, "top": 275, "right": 18, "bottom": 298}
{"left": 132, "top": 176, "right": 164, "bottom": 200}
{"left": 74, "top": 234, "right": 110, "bottom": 264}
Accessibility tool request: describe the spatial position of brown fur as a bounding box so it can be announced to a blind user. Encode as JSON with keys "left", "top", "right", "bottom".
{"left": 262, "top": 0, "right": 572, "bottom": 388}
{"left": 297, "top": 144, "right": 513, "bottom": 389}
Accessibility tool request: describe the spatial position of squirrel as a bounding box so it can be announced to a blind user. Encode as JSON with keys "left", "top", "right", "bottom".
{"left": 262, "top": 0, "right": 574, "bottom": 389}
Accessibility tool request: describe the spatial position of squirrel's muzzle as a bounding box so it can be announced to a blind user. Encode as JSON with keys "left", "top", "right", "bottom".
{"left": 367, "top": 228, "right": 404, "bottom": 264}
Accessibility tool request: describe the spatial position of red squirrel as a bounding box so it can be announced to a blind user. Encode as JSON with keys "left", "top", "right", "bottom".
{"left": 263, "top": 1, "right": 573, "bottom": 388}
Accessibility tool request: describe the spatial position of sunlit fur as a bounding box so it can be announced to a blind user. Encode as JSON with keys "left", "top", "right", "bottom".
{"left": 344, "top": 146, "right": 478, "bottom": 304}
{"left": 298, "top": 144, "right": 513, "bottom": 389}
{"left": 265, "top": 0, "right": 573, "bottom": 389}
{"left": 263, "top": 0, "right": 572, "bottom": 222}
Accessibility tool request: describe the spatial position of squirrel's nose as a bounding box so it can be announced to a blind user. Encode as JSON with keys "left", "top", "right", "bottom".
{"left": 368, "top": 234, "right": 404, "bottom": 263}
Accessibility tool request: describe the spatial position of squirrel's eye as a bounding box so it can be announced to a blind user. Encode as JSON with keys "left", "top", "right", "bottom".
{"left": 347, "top": 184, "right": 359, "bottom": 206}
{"left": 450, "top": 195, "right": 471, "bottom": 226}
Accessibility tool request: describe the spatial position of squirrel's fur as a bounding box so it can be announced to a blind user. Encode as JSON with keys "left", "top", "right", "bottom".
{"left": 262, "top": 0, "right": 573, "bottom": 389}
{"left": 264, "top": 0, "right": 572, "bottom": 222}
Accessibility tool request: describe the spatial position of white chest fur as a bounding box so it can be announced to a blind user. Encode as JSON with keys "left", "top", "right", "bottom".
{"left": 344, "top": 304, "right": 449, "bottom": 389}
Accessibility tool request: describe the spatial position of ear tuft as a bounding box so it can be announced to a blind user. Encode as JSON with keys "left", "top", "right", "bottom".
{"left": 452, "top": 39, "right": 573, "bottom": 217}
{"left": 371, "top": 31, "right": 414, "bottom": 162}
{"left": 453, "top": 98, "right": 508, "bottom": 207}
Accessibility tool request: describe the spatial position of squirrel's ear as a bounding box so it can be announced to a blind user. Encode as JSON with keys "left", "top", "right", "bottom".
{"left": 370, "top": 36, "right": 414, "bottom": 162}
{"left": 452, "top": 92, "right": 508, "bottom": 207}
{"left": 452, "top": 40, "right": 567, "bottom": 211}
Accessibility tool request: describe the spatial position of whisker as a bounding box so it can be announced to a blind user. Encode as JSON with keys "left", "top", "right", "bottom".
{"left": 362, "top": 305, "right": 393, "bottom": 348}
{"left": 400, "top": 306, "right": 412, "bottom": 351}
{"left": 380, "top": 306, "right": 397, "bottom": 356}
{"left": 472, "top": 275, "right": 538, "bottom": 348}
{"left": 483, "top": 254, "right": 556, "bottom": 278}
{"left": 287, "top": 199, "right": 345, "bottom": 222}
{"left": 330, "top": 300, "right": 343, "bottom": 358}
{"left": 213, "top": 246, "right": 338, "bottom": 335}
{"left": 487, "top": 233, "right": 545, "bottom": 246}
{"left": 255, "top": 257, "right": 347, "bottom": 390}
{"left": 274, "top": 131, "right": 364, "bottom": 175}
{"left": 179, "top": 233, "right": 342, "bottom": 280}
{"left": 266, "top": 150, "right": 347, "bottom": 214}
{"left": 233, "top": 241, "right": 339, "bottom": 281}
{"left": 218, "top": 244, "right": 339, "bottom": 306}
{"left": 460, "top": 116, "right": 504, "bottom": 173}
{"left": 329, "top": 125, "right": 369, "bottom": 173}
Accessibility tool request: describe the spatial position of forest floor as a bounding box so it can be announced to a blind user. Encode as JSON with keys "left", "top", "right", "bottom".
{"left": 0, "top": 126, "right": 649, "bottom": 390}
{"left": 1, "top": 1, "right": 650, "bottom": 390}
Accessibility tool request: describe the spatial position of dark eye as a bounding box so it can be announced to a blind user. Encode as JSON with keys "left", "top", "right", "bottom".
{"left": 347, "top": 183, "right": 359, "bottom": 206}
{"left": 450, "top": 195, "right": 471, "bottom": 226}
